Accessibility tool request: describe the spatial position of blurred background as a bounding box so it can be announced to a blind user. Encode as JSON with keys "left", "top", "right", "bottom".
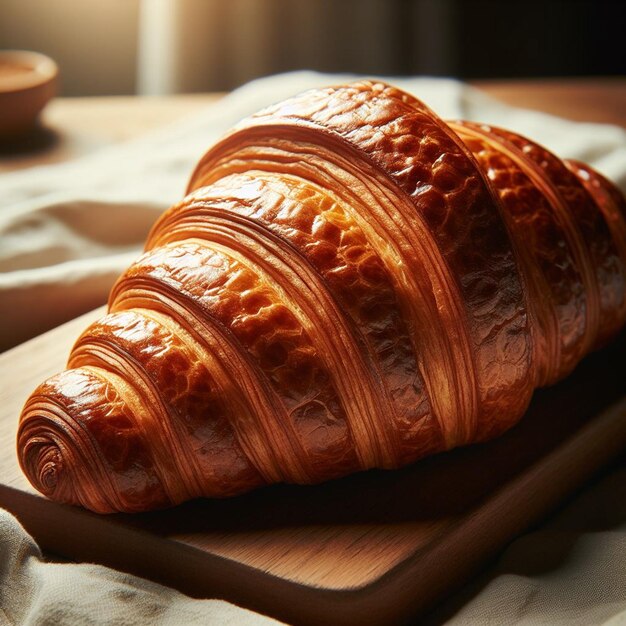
{"left": 0, "top": 0, "right": 623, "bottom": 97}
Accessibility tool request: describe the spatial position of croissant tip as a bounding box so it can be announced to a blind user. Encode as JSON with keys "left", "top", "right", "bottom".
{"left": 25, "top": 438, "right": 62, "bottom": 493}
{"left": 18, "top": 388, "right": 84, "bottom": 508}
{"left": 18, "top": 428, "right": 72, "bottom": 504}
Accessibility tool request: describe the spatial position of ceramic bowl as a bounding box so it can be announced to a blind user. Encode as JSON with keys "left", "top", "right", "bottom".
{"left": 0, "top": 50, "right": 58, "bottom": 139}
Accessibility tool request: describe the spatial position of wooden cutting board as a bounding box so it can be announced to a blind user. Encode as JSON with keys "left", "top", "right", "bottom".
{"left": 1, "top": 307, "right": 625, "bottom": 626}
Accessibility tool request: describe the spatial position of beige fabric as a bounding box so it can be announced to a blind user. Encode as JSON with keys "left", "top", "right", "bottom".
{"left": 0, "top": 508, "right": 282, "bottom": 625}
{"left": 1, "top": 72, "right": 626, "bottom": 624}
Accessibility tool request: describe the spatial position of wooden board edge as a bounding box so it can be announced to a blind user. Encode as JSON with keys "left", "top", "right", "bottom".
{"left": 356, "top": 394, "right": 626, "bottom": 623}
{"left": 3, "top": 396, "right": 625, "bottom": 626}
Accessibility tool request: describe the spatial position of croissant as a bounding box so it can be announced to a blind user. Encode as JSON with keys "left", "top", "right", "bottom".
{"left": 18, "top": 81, "right": 626, "bottom": 514}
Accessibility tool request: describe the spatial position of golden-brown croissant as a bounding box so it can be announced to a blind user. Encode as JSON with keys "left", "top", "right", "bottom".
{"left": 17, "top": 81, "right": 626, "bottom": 513}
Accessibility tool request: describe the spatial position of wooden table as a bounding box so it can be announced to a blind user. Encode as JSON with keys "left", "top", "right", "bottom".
{"left": 2, "top": 78, "right": 625, "bottom": 174}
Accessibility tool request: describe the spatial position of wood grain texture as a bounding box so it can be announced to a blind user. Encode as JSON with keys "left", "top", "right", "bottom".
{"left": 1, "top": 309, "right": 625, "bottom": 625}
{"left": 2, "top": 79, "right": 623, "bottom": 176}
{"left": 0, "top": 94, "right": 224, "bottom": 173}
{"left": 472, "top": 77, "right": 626, "bottom": 128}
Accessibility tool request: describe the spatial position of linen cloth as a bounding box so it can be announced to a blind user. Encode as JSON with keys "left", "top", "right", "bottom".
{"left": 1, "top": 71, "right": 625, "bottom": 625}
{"left": 0, "top": 508, "right": 282, "bottom": 625}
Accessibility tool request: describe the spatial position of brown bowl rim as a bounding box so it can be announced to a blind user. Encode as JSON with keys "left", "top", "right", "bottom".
{"left": 0, "top": 49, "right": 58, "bottom": 95}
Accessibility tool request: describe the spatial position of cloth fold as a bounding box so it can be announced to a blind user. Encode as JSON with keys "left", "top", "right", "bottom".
{"left": 0, "top": 508, "right": 281, "bottom": 625}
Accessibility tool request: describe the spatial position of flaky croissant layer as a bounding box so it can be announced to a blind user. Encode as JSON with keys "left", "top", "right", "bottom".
{"left": 18, "top": 82, "right": 626, "bottom": 513}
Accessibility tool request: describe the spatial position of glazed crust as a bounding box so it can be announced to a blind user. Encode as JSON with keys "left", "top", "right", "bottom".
{"left": 18, "top": 82, "right": 626, "bottom": 513}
